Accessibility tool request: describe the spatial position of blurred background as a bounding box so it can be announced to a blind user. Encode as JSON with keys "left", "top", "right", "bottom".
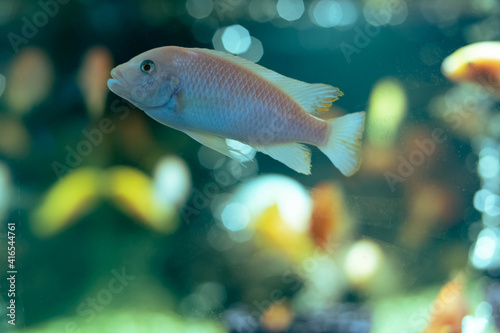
{"left": 0, "top": 0, "right": 499, "bottom": 332}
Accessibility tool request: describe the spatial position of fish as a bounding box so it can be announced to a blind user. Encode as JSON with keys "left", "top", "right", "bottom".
{"left": 107, "top": 46, "right": 365, "bottom": 176}
{"left": 422, "top": 273, "right": 468, "bottom": 333}
{"left": 6, "top": 47, "right": 54, "bottom": 115}
{"left": 253, "top": 204, "right": 315, "bottom": 264}
{"left": 442, "top": 41, "right": 500, "bottom": 93}
{"left": 310, "top": 182, "right": 351, "bottom": 249}
{"left": 77, "top": 46, "right": 114, "bottom": 119}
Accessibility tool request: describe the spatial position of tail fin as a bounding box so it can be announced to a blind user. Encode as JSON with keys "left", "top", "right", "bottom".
{"left": 318, "top": 112, "right": 365, "bottom": 176}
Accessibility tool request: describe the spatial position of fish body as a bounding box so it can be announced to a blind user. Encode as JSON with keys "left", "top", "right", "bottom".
{"left": 143, "top": 47, "right": 327, "bottom": 145}
{"left": 108, "top": 46, "right": 364, "bottom": 176}
{"left": 423, "top": 274, "right": 467, "bottom": 333}
{"left": 442, "top": 41, "right": 500, "bottom": 93}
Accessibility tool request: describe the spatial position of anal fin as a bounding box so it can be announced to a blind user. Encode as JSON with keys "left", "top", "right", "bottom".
{"left": 255, "top": 143, "right": 312, "bottom": 175}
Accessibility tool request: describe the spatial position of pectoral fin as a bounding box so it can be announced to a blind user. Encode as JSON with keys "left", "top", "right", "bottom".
{"left": 185, "top": 131, "right": 255, "bottom": 163}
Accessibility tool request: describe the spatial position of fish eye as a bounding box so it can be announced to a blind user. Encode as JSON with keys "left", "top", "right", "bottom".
{"left": 140, "top": 60, "right": 155, "bottom": 74}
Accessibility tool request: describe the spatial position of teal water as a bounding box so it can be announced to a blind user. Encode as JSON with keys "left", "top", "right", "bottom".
{"left": 0, "top": 1, "right": 498, "bottom": 332}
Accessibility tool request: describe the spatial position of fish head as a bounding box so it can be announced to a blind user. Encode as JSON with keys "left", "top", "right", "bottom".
{"left": 107, "top": 48, "right": 181, "bottom": 110}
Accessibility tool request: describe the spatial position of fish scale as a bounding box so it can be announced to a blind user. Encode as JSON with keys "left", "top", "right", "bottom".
{"left": 178, "top": 49, "right": 323, "bottom": 145}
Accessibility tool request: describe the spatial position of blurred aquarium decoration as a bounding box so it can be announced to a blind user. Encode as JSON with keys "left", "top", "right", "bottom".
{"left": 2, "top": 0, "right": 500, "bottom": 332}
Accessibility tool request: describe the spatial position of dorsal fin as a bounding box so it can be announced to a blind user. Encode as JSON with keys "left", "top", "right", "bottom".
{"left": 192, "top": 48, "right": 343, "bottom": 114}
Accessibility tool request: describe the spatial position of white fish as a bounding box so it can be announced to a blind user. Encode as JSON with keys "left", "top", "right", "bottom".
{"left": 108, "top": 46, "right": 365, "bottom": 176}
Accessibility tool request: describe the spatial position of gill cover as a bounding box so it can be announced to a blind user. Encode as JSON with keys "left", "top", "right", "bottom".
{"left": 130, "top": 72, "right": 181, "bottom": 109}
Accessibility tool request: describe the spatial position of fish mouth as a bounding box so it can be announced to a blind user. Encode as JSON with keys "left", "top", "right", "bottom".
{"left": 107, "top": 68, "right": 126, "bottom": 96}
